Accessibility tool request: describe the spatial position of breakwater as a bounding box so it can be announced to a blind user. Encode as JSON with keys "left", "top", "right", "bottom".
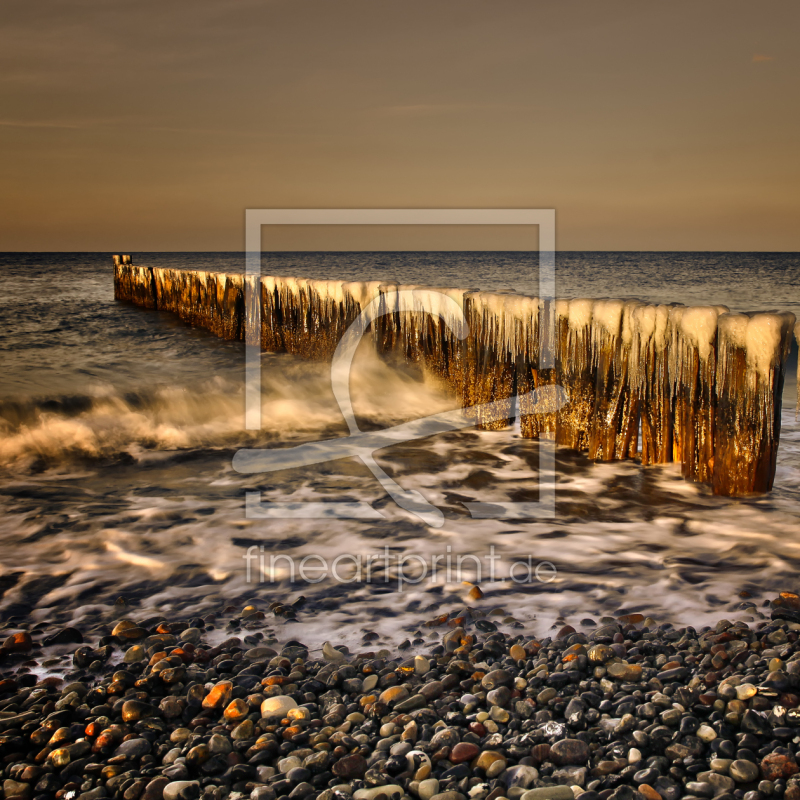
{"left": 113, "top": 256, "right": 800, "bottom": 497}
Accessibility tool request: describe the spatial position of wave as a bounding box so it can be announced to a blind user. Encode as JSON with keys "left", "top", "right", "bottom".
{"left": 0, "top": 349, "right": 456, "bottom": 468}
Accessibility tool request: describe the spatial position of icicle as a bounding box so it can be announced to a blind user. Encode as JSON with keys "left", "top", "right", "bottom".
{"left": 587, "top": 299, "right": 642, "bottom": 460}
{"left": 461, "top": 291, "right": 539, "bottom": 431}
{"left": 674, "top": 305, "right": 728, "bottom": 483}
{"left": 631, "top": 304, "right": 674, "bottom": 464}
{"left": 550, "top": 299, "right": 594, "bottom": 449}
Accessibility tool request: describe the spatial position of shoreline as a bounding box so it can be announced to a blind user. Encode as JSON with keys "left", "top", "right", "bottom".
{"left": 2, "top": 596, "right": 800, "bottom": 800}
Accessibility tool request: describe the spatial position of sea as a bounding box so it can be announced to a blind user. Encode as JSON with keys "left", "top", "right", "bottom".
{"left": 1, "top": 252, "right": 799, "bottom": 653}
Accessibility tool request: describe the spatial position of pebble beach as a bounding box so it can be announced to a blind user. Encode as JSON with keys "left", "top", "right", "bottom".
{"left": 3, "top": 594, "right": 800, "bottom": 800}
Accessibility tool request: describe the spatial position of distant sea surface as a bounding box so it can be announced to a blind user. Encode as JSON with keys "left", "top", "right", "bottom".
{"left": 1, "top": 252, "right": 799, "bottom": 652}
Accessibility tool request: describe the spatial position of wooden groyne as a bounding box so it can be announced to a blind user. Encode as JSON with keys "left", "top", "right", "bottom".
{"left": 113, "top": 256, "right": 800, "bottom": 497}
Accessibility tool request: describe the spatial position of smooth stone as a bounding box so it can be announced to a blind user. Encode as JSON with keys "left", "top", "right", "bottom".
{"left": 490, "top": 706, "right": 510, "bottom": 723}
{"left": 113, "top": 737, "right": 151, "bottom": 758}
{"left": 123, "top": 645, "right": 146, "bottom": 663}
{"left": 606, "top": 662, "right": 642, "bottom": 681}
{"left": 730, "top": 761, "right": 760, "bottom": 783}
{"left": 710, "top": 759, "right": 733, "bottom": 774}
{"left": 685, "top": 782, "right": 714, "bottom": 798}
{"left": 261, "top": 695, "right": 298, "bottom": 718}
{"left": 245, "top": 646, "right": 277, "bottom": 660}
{"left": 163, "top": 782, "right": 200, "bottom": 800}
{"left": 450, "top": 742, "right": 480, "bottom": 764}
{"left": 407, "top": 750, "right": 432, "bottom": 778}
{"left": 639, "top": 787, "right": 662, "bottom": 800}
{"left": 475, "top": 750, "right": 508, "bottom": 778}
{"left": 521, "top": 788, "right": 575, "bottom": 800}
{"left": 353, "top": 786, "right": 404, "bottom": 800}
{"left": 736, "top": 684, "right": 758, "bottom": 700}
{"left": 510, "top": 644, "right": 527, "bottom": 661}
{"left": 707, "top": 773, "right": 735, "bottom": 794}
{"left": 279, "top": 757, "right": 302, "bottom": 774}
{"left": 415, "top": 655, "right": 431, "bottom": 675}
{"left": 332, "top": 753, "right": 368, "bottom": 779}
{"left": 553, "top": 766, "right": 586, "bottom": 787}
{"left": 551, "top": 739, "right": 591, "bottom": 766}
{"left": 482, "top": 669, "right": 512, "bottom": 689}
{"left": 697, "top": 725, "right": 717, "bottom": 742}
{"left": 419, "top": 780, "right": 441, "bottom": 800}
{"left": 395, "top": 694, "right": 427, "bottom": 712}
{"left": 379, "top": 685, "right": 410, "bottom": 705}
{"left": 506, "top": 766, "right": 539, "bottom": 789}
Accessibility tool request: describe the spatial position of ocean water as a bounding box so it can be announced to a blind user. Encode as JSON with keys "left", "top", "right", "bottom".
{"left": 1, "top": 252, "right": 799, "bottom": 654}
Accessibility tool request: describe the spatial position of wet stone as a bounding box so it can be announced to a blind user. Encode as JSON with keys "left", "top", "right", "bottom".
{"left": 450, "top": 742, "right": 480, "bottom": 763}
{"left": 113, "top": 737, "right": 151, "bottom": 759}
{"left": 761, "top": 754, "right": 800, "bottom": 781}
{"left": 332, "top": 753, "right": 368, "bottom": 779}
{"left": 729, "top": 760, "right": 760, "bottom": 783}
{"left": 520, "top": 787, "right": 575, "bottom": 800}
{"left": 261, "top": 695, "right": 298, "bottom": 718}
{"left": 550, "top": 738, "right": 590, "bottom": 766}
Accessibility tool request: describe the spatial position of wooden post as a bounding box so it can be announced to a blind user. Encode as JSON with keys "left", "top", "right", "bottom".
{"left": 713, "top": 312, "right": 796, "bottom": 495}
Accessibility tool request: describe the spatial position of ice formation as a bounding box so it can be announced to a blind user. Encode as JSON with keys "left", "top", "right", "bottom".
{"left": 114, "top": 260, "right": 797, "bottom": 497}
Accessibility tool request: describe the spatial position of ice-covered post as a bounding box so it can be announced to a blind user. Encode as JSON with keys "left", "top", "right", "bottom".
{"left": 588, "top": 300, "right": 642, "bottom": 460}
{"left": 713, "top": 312, "right": 796, "bottom": 495}
{"left": 462, "top": 293, "right": 518, "bottom": 430}
{"left": 554, "top": 299, "right": 594, "bottom": 450}
{"left": 631, "top": 305, "right": 674, "bottom": 464}
{"left": 520, "top": 298, "right": 554, "bottom": 439}
{"left": 674, "top": 306, "right": 727, "bottom": 483}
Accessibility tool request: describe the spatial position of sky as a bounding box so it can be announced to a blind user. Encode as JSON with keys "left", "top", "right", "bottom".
{"left": 0, "top": 1, "right": 798, "bottom": 252}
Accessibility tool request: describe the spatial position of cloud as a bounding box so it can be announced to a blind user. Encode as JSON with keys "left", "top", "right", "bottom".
{"left": 752, "top": 54, "right": 774, "bottom": 63}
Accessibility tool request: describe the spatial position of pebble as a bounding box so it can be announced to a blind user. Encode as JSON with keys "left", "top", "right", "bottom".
{"left": 163, "top": 781, "right": 200, "bottom": 800}
{"left": 261, "top": 694, "right": 298, "bottom": 717}
{"left": 420, "top": 779, "right": 441, "bottom": 800}
{"left": 450, "top": 742, "right": 480, "bottom": 763}
{"left": 551, "top": 739, "right": 591, "bottom": 766}
{"left": 353, "top": 786, "right": 404, "bottom": 800}
{"left": 761, "top": 753, "right": 800, "bottom": 780}
{"left": 730, "top": 760, "right": 760, "bottom": 783}
{"left": 521, "top": 788, "right": 575, "bottom": 800}
{"left": 1, "top": 600, "right": 800, "bottom": 800}
{"left": 697, "top": 724, "right": 717, "bottom": 742}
